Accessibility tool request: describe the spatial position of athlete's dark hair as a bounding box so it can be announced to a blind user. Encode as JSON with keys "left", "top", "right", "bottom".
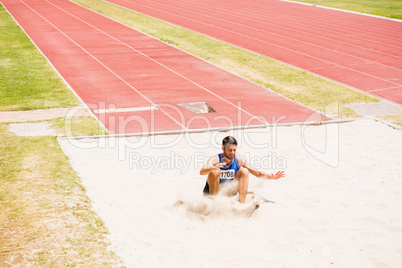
{"left": 222, "top": 136, "right": 237, "bottom": 147}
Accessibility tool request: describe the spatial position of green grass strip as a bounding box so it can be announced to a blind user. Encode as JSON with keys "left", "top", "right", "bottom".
{"left": 0, "top": 5, "right": 79, "bottom": 111}
{"left": 51, "top": 116, "right": 109, "bottom": 136}
{"left": 0, "top": 124, "right": 122, "bottom": 266}
{"left": 73, "top": 0, "right": 379, "bottom": 119}
{"left": 377, "top": 114, "right": 402, "bottom": 127}
{"left": 290, "top": 0, "right": 402, "bottom": 20}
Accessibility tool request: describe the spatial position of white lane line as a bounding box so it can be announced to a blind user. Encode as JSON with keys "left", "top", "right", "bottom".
{"left": 168, "top": 0, "right": 402, "bottom": 38}
{"left": 93, "top": 106, "right": 159, "bottom": 113}
{"left": 137, "top": 0, "right": 402, "bottom": 51}
{"left": 368, "top": 85, "right": 402, "bottom": 93}
{"left": 49, "top": 0, "right": 272, "bottom": 126}
{"left": 0, "top": 1, "right": 109, "bottom": 131}
{"left": 110, "top": 0, "right": 402, "bottom": 87}
{"left": 20, "top": 0, "right": 188, "bottom": 131}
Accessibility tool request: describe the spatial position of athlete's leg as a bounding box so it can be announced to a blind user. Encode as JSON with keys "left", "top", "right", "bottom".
{"left": 235, "top": 168, "right": 249, "bottom": 203}
{"left": 207, "top": 168, "right": 221, "bottom": 195}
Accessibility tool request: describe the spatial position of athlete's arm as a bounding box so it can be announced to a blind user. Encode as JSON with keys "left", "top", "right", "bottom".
{"left": 237, "top": 154, "right": 285, "bottom": 180}
{"left": 199, "top": 155, "right": 226, "bottom": 175}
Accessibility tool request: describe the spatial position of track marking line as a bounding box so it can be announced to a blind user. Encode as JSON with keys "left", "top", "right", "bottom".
{"left": 20, "top": 0, "right": 188, "bottom": 131}
{"left": 0, "top": 1, "right": 110, "bottom": 131}
{"left": 123, "top": 0, "right": 402, "bottom": 46}
{"left": 368, "top": 85, "right": 402, "bottom": 93}
{"left": 174, "top": 0, "right": 402, "bottom": 36}
{"left": 93, "top": 106, "right": 159, "bottom": 113}
{"left": 47, "top": 0, "right": 273, "bottom": 126}
{"left": 103, "top": 0, "right": 402, "bottom": 88}
{"left": 130, "top": 0, "right": 402, "bottom": 56}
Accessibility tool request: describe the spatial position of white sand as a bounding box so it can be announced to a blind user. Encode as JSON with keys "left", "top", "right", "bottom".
{"left": 58, "top": 119, "right": 402, "bottom": 267}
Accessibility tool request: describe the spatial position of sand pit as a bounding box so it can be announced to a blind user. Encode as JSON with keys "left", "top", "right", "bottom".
{"left": 58, "top": 119, "right": 402, "bottom": 267}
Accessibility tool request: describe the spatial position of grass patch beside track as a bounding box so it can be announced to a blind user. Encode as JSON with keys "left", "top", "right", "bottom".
{"left": 73, "top": 0, "right": 379, "bottom": 119}
{"left": 0, "top": 4, "right": 107, "bottom": 135}
{"left": 1, "top": 4, "right": 115, "bottom": 266}
{"left": 0, "top": 124, "right": 122, "bottom": 267}
{"left": 377, "top": 114, "right": 402, "bottom": 127}
{"left": 0, "top": 5, "right": 80, "bottom": 111}
{"left": 51, "top": 116, "right": 109, "bottom": 137}
{"left": 290, "top": 0, "right": 402, "bottom": 20}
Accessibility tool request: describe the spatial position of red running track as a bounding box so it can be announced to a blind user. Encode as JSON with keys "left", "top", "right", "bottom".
{"left": 103, "top": 0, "right": 402, "bottom": 104}
{"left": 2, "top": 0, "right": 325, "bottom": 134}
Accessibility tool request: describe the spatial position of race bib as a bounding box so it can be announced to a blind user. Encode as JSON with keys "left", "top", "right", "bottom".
{"left": 220, "top": 169, "right": 235, "bottom": 180}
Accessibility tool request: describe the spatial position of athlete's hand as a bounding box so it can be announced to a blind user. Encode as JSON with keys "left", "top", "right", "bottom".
{"left": 214, "top": 162, "right": 227, "bottom": 169}
{"left": 270, "top": 171, "right": 285, "bottom": 180}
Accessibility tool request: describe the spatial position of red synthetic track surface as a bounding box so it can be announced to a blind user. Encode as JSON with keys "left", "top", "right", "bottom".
{"left": 2, "top": 0, "right": 325, "bottom": 134}
{"left": 103, "top": 0, "right": 402, "bottom": 104}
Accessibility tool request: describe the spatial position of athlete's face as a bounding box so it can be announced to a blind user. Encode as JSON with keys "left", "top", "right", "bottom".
{"left": 222, "top": 144, "right": 237, "bottom": 161}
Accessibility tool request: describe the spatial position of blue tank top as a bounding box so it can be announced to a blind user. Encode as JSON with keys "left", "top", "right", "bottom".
{"left": 218, "top": 153, "right": 240, "bottom": 183}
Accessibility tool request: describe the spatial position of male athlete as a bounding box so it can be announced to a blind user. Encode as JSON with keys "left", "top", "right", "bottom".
{"left": 200, "top": 136, "right": 285, "bottom": 203}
